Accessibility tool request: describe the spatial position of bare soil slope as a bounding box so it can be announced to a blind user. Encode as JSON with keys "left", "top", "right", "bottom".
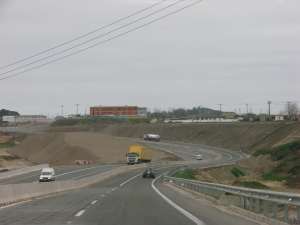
{"left": 49, "top": 122, "right": 300, "bottom": 151}
{"left": 8, "top": 132, "right": 177, "bottom": 166}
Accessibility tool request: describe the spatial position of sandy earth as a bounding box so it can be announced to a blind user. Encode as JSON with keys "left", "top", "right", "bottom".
{"left": 1, "top": 122, "right": 300, "bottom": 194}
{"left": 3, "top": 132, "right": 179, "bottom": 168}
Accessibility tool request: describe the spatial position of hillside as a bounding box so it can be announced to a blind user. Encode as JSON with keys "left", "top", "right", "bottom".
{"left": 7, "top": 132, "right": 178, "bottom": 166}
{"left": 48, "top": 122, "right": 300, "bottom": 152}
{"left": 1, "top": 121, "right": 299, "bottom": 174}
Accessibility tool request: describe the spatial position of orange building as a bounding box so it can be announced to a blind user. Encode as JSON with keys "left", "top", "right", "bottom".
{"left": 90, "top": 106, "right": 139, "bottom": 117}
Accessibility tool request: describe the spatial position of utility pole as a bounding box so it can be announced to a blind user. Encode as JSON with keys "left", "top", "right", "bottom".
{"left": 219, "top": 104, "right": 222, "bottom": 122}
{"left": 267, "top": 101, "right": 271, "bottom": 119}
{"left": 246, "top": 103, "right": 249, "bottom": 115}
{"left": 287, "top": 101, "right": 291, "bottom": 119}
{"left": 199, "top": 105, "right": 201, "bottom": 122}
{"left": 61, "top": 105, "right": 64, "bottom": 117}
{"left": 76, "top": 104, "right": 78, "bottom": 115}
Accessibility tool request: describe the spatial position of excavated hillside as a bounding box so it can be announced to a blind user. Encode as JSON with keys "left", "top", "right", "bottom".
{"left": 48, "top": 122, "right": 300, "bottom": 152}
{"left": 1, "top": 122, "right": 299, "bottom": 172}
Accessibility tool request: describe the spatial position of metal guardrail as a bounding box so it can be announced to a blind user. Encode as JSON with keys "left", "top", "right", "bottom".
{"left": 164, "top": 176, "right": 300, "bottom": 223}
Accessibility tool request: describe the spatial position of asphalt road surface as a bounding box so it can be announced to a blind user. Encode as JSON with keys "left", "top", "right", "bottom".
{"left": 0, "top": 167, "right": 264, "bottom": 225}
{"left": 0, "top": 140, "right": 263, "bottom": 225}
{"left": 0, "top": 164, "right": 122, "bottom": 185}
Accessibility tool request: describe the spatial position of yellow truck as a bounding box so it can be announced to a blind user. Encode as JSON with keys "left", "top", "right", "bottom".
{"left": 126, "top": 146, "right": 153, "bottom": 165}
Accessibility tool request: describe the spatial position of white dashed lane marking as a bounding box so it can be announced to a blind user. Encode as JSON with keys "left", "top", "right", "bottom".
{"left": 75, "top": 210, "right": 85, "bottom": 217}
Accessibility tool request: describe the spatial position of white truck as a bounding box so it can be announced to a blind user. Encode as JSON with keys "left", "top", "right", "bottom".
{"left": 143, "top": 134, "right": 160, "bottom": 142}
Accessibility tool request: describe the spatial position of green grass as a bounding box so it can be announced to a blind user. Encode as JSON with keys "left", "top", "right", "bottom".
{"left": 0, "top": 142, "right": 15, "bottom": 148}
{"left": 262, "top": 173, "right": 292, "bottom": 182}
{"left": 254, "top": 141, "right": 300, "bottom": 160}
{"left": 254, "top": 141, "right": 300, "bottom": 181}
{"left": 171, "top": 169, "right": 200, "bottom": 180}
{"left": 240, "top": 181, "right": 269, "bottom": 189}
{"left": 0, "top": 169, "right": 9, "bottom": 173}
{"left": 231, "top": 167, "right": 245, "bottom": 178}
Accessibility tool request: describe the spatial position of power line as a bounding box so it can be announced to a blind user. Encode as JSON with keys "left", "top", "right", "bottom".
{"left": 0, "top": 0, "right": 167, "bottom": 70}
{"left": 0, "top": 0, "right": 183, "bottom": 77}
{"left": 0, "top": 0, "right": 202, "bottom": 81}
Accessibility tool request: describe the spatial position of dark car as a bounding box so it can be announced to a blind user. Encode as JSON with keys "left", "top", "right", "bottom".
{"left": 143, "top": 167, "right": 155, "bottom": 178}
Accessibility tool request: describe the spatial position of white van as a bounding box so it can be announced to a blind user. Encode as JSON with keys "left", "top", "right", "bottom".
{"left": 39, "top": 168, "right": 55, "bottom": 182}
{"left": 197, "top": 155, "right": 202, "bottom": 160}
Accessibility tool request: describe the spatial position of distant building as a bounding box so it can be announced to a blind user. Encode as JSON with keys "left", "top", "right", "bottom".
{"left": 275, "top": 115, "right": 284, "bottom": 121}
{"left": 14, "top": 115, "right": 52, "bottom": 123}
{"left": 90, "top": 106, "right": 148, "bottom": 118}
{"left": 222, "top": 112, "right": 237, "bottom": 119}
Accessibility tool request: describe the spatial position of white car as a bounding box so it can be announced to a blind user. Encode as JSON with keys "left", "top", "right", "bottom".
{"left": 197, "top": 155, "right": 202, "bottom": 160}
{"left": 39, "top": 168, "right": 55, "bottom": 182}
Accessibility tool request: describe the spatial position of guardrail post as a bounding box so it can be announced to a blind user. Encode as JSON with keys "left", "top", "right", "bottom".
{"left": 255, "top": 199, "right": 260, "bottom": 212}
{"left": 297, "top": 206, "right": 300, "bottom": 222}
{"left": 273, "top": 202, "right": 277, "bottom": 218}
{"left": 249, "top": 198, "right": 253, "bottom": 211}
{"left": 263, "top": 200, "right": 268, "bottom": 217}
{"left": 284, "top": 204, "right": 289, "bottom": 222}
{"left": 239, "top": 196, "right": 243, "bottom": 207}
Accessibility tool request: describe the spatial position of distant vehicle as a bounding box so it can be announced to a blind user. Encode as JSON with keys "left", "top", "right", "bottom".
{"left": 143, "top": 134, "right": 160, "bottom": 142}
{"left": 39, "top": 168, "right": 55, "bottom": 182}
{"left": 143, "top": 167, "right": 156, "bottom": 178}
{"left": 197, "top": 155, "right": 202, "bottom": 160}
{"left": 126, "top": 146, "right": 153, "bottom": 165}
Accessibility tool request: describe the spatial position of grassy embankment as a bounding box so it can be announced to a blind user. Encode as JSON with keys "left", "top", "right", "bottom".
{"left": 172, "top": 141, "right": 300, "bottom": 189}
{"left": 254, "top": 141, "right": 300, "bottom": 182}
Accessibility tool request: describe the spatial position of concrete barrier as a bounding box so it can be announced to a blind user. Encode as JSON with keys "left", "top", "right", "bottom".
{"left": 0, "top": 164, "right": 49, "bottom": 180}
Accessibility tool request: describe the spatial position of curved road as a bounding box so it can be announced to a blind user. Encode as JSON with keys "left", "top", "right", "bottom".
{"left": 0, "top": 141, "right": 261, "bottom": 225}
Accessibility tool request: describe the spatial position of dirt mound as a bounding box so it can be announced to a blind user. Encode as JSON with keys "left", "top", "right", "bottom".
{"left": 8, "top": 132, "right": 176, "bottom": 166}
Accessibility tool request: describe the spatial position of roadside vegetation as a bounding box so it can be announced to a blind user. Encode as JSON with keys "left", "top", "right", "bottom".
{"left": 254, "top": 141, "right": 300, "bottom": 183}
{"left": 171, "top": 169, "right": 201, "bottom": 180}
{"left": 0, "top": 141, "right": 15, "bottom": 148}
{"left": 231, "top": 167, "right": 245, "bottom": 178}
{"left": 235, "top": 181, "right": 269, "bottom": 189}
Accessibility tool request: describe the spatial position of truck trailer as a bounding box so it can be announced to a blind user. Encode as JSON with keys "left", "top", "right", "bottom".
{"left": 126, "top": 146, "right": 153, "bottom": 165}
{"left": 143, "top": 134, "right": 160, "bottom": 142}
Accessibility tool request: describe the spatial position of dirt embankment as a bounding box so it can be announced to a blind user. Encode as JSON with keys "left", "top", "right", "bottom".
{"left": 1, "top": 122, "right": 300, "bottom": 174}
{"left": 7, "top": 132, "right": 177, "bottom": 167}
{"left": 48, "top": 122, "right": 300, "bottom": 152}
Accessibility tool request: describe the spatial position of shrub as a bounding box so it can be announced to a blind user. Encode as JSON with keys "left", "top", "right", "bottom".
{"left": 231, "top": 167, "right": 245, "bottom": 178}
{"left": 262, "top": 173, "right": 292, "bottom": 182}
{"left": 241, "top": 181, "right": 268, "bottom": 189}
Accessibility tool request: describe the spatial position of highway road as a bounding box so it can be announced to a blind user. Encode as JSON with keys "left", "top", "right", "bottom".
{"left": 0, "top": 164, "right": 122, "bottom": 185}
{"left": 0, "top": 140, "right": 262, "bottom": 225}
{"left": 0, "top": 167, "right": 263, "bottom": 225}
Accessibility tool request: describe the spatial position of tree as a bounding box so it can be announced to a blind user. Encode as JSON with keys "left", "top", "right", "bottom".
{"left": 0, "top": 109, "right": 20, "bottom": 118}
{"left": 285, "top": 102, "right": 299, "bottom": 119}
{"left": 153, "top": 107, "right": 163, "bottom": 120}
{"left": 175, "top": 108, "right": 188, "bottom": 118}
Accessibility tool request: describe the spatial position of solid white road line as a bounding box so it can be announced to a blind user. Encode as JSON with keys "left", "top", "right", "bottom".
{"left": 152, "top": 173, "right": 206, "bottom": 225}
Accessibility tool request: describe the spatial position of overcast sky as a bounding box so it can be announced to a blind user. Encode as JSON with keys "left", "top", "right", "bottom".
{"left": 0, "top": 0, "right": 299, "bottom": 118}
